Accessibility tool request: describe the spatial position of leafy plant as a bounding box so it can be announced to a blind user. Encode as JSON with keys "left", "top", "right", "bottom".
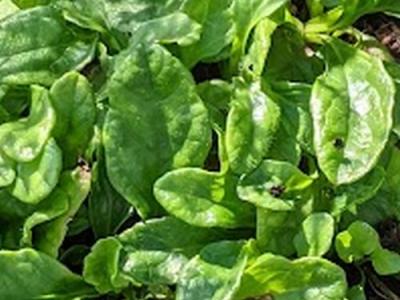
{"left": 2, "top": 0, "right": 400, "bottom": 299}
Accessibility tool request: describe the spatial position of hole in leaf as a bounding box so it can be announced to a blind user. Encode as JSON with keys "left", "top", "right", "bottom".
{"left": 338, "top": 33, "right": 358, "bottom": 45}
{"left": 333, "top": 138, "right": 345, "bottom": 149}
{"left": 269, "top": 185, "right": 286, "bottom": 198}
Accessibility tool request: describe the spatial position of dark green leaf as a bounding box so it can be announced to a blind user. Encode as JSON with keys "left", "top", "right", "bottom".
{"left": 0, "top": 7, "right": 96, "bottom": 85}
{"left": 0, "top": 248, "right": 94, "bottom": 299}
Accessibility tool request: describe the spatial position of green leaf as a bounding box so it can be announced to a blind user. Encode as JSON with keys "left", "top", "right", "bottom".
{"left": 348, "top": 187, "right": 400, "bottom": 227}
{"left": 226, "top": 79, "right": 280, "bottom": 174}
{"left": 0, "top": 0, "right": 19, "bottom": 20}
{"left": 103, "top": 44, "right": 211, "bottom": 218}
{"left": 0, "top": 6, "right": 96, "bottom": 85}
{"left": 385, "top": 62, "right": 400, "bottom": 138}
{"left": 347, "top": 285, "right": 366, "bottom": 300}
{"left": 0, "top": 152, "right": 15, "bottom": 187}
{"left": 268, "top": 82, "right": 314, "bottom": 164}
{"left": 335, "top": 221, "right": 380, "bottom": 263}
{"left": 0, "top": 189, "right": 33, "bottom": 223}
{"left": 180, "top": 0, "right": 234, "bottom": 67}
{"left": 84, "top": 217, "right": 241, "bottom": 292}
{"left": 100, "top": 0, "right": 186, "bottom": 34}
{"left": 20, "top": 178, "right": 70, "bottom": 247}
{"left": 33, "top": 166, "right": 91, "bottom": 257}
{"left": 154, "top": 168, "right": 255, "bottom": 228}
{"left": 11, "top": 0, "right": 50, "bottom": 8}
{"left": 0, "top": 248, "right": 94, "bottom": 299}
{"left": 256, "top": 198, "right": 313, "bottom": 256}
{"left": 83, "top": 237, "right": 129, "bottom": 294}
{"left": 11, "top": 138, "right": 62, "bottom": 204}
{"left": 294, "top": 212, "right": 335, "bottom": 257}
{"left": 176, "top": 241, "right": 248, "bottom": 300}
{"left": 50, "top": 71, "right": 96, "bottom": 167}
{"left": 371, "top": 247, "right": 400, "bottom": 275}
{"left": 335, "top": 0, "right": 400, "bottom": 31}
{"left": 263, "top": 24, "right": 324, "bottom": 84}
{"left": 307, "top": 0, "right": 325, "bottom": 17}
{"left": 237, "top": 254, "right": 347, "bottom": 300}
{"left": 197, "top": 79, "right": 232, "bottom": 131}
{"left": 89, "top": 155, "right": 131, "bottom": 239}
{"left": 311, "top": 38, "right": 395, "bottom": 185}
{"left": 0, "top": 85, "right": 30, "bottom": 122}
{"left": 61, "top": 0, "right": 199, "bottom": 49}
{"left": 230, "top": 0, "right": 289, "bottom": 70}
{"left": 331, "top": 167, "right": 385, "bottom": 217}
{"left": 243, "top": 17, "right": 282, "bottom": 76}
{"left": 130, "top": 12, "right": 201, "bottom": 47}
{"left": 118, "top": 217, "right": 241, "bottom": 259}
{"left": 0, "top": 85, "right": 55, "bottom": 162}
{"left": 238, "top": 160, "right": 313, "bottom": 211}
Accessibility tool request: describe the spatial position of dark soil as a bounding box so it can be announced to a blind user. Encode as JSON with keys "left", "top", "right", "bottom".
{"left": 356, "top": 14, "right": 400, "bottom": 60}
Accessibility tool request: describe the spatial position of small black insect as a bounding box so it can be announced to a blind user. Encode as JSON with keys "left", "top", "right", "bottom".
{"left": 269, "top": 185, "right": 286, "bottom": 198}
{"left": 333, "top": 138, "right": 345, "bottom": 149}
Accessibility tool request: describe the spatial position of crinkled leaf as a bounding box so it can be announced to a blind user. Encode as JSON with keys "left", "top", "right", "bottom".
{"left": 268, "top": 82, "right": 314, "bottom": 164}
{"left": 176, "top": 241, "right": 248, "bottom": 300}
{"left": 50, "top": 71, "right": 96, "bottom": 167}
{"left": 0, "top": 85, "right": 55, "bottom": 162}
{"left": 226, "top": 79, "right": 280, "bottom": 174}
{"left": 130, "top": 12, "right": 201, "bottom": 47}
{"left": 33, "top": 167, "right": 91, "bottom": 257}
{"left": 311, "top": 38, "right": 394, "bottom": 185}
{"left": 11, "top": 138, "right": 62, "bottom": 204}
{"left": 0, "top": 152, "right": 15, "bottom": 187}
{"left": 84, "top": 217, "right": 243, "bottom": 292}
{"left": 180, "top": 0, "right": 234, "bottom": 67}
{"left": 103, "top": 44, "right": 210, "bottom": 218}
{"left": 20, "top": 182, "right": 69, "bottom": 248}
{"left": 60, "top": 0, "right": 199, "bottom": 49}
{"left": 0, "top": 6, "right": 96, "bottom": 85}
{"left": 83, "top": 237, "right": 129, "bottom": 294}
{"left": 100, "top": 0, "right": 186, "bottom": 34}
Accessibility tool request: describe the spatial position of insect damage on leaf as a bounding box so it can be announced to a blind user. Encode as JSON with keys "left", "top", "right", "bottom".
{"left": 269, "top": 185, "right": 286, "bottom": 198}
